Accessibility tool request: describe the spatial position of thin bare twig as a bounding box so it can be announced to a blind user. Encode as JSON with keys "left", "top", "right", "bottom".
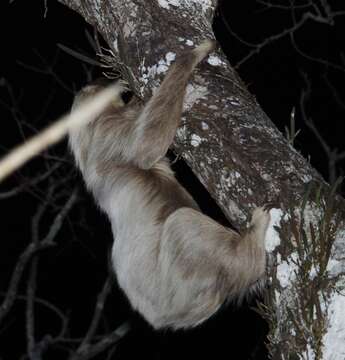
{"left": 0, "top": 83, "right": 121, "bottom": 182}
{"left": 0, "top": 241, "right": 54, "bottom": 324}
{"left": 26, "top": 256, "right": 39, "bottom": 360}
{"left": 0, "top": 188, "right": 78, "bottom": 326}
{"left": 70, "top": 276, "right": 113, "bottom": 360}
{"left": 323, "top": 73, "right": 345, "bottom": 111}
{"left": 289, "top": 4, "right": 345, "bottom": 73}
{"left": 300, "top": 73, "right": 344, "bottom": 184}
{"left": 227, "top": 1, "right": 345, "bottom": 69}
{"left": 235, "top": 12, "right": 314, "bottom": 69}
{"left": 80, "top": 278, "right": 111, "bottom": 348}
{"left": 257, "top": 0, "right": 312, "bottom": 11}
{"left": 25, "top": 185, "right": 56, "bottom": 360}
{"left": 70, "top": 322, "right": 131, "bottom": 360}
{"left": 1, "top": 292, "right": 68, "bottom": 339}
{"left": 17, "top": 50, "right": 74, "bottom": 94}
{"left": 0, "top": 163, "right": 60, "bottom": 200}
{"left": 25, "top": 188, "right": 78, "bottom": 359}
{"left": 57, "top": 44, "right": 103, "bottom": 67}
{"left": 26, "top": 203, "right": 49, "bottom": 359}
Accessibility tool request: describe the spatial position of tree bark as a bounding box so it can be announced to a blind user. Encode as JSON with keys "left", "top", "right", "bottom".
{"left": 57, "top": 1, "right": 345, "bottom": 358}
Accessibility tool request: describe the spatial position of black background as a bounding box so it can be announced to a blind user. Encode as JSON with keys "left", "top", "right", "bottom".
{"left": 0, "top": 0, "right": 344, "bottom": 359}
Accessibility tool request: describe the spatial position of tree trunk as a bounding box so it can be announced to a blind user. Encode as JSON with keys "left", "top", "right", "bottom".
{"left": 57, "top": 0, "right": 345, "bottom": 358}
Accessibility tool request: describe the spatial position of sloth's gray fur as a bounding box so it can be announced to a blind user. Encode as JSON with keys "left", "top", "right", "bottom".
{"left": 69, "top": 40, "right": 270, "bottom": 329}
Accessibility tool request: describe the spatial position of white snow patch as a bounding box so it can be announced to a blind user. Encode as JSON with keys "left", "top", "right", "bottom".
{"left": 123, "top": 20, "right": 136, "bottom": 38}
{"left": 187, "top": 0, "right": 213, "bottom": 12}
{"left": 207, "top": 55, "right": 226, "bottom": 67}
{"left": 274, "top": 289, "right": 281, "bottom": 304}
{"left": 326, "top": 258, "right": 343, "bottom": 277}
{"left": 139, "top": 64, "right": 154, "bottom": 84}
{"left": 276, "top": 252, "right": 299, "bottom": 288}
{"left": 261, "top": 173, "right": 272, "bottom": 181}
{"left": 335, "top": 228, "right": 345, "bottom": 243}
{"left": 157, "top": 52, "right": 176, "bottom": 74}
{"left": 183, "top": 83, "right": 208, "bottom": 111}
{"left": 201, "top": 121, "right": 209, "bottom": 130}
{"left": 265, "top": 208, "right": 284, "bottom": 252}
{"left": 113, "top": 39, "right": 118, "bottom": 52}
{"left": 157, "top": 64, "right": 169, "bottom": 75}
{"left": 334, "top": 228, "right": 345, "bottom": 260}
{"left": 242, "top": 123, "right": 255, "bottom": 129}
{"left": 158, "top": 0, "right": 212, "bottom": 12}
{"left": 303, "top": 202, "right": 323, "bottom": 228}
{"left": 139, "top": 52, "right": 176, "bottom": 85}
{"left": 157, "top": 0, "right": 180, "bottom": 9}
{"left": 190, "top": 134, "right": 202, "bottom": 147}
{"left": 229, "top": 97, "right": 241, "bottom": 106}
{"left": 309, "top": 264, "right": 318, "bottom": 280}
{"left": 304, "top": 344, "right": 314, "bottom": 360}
{"left": 301, "top": 174, "right": 312, "bottom": 183}
{"left": 165, "top": 51, "right": 176, "bottom": 63}
{"left": 322, "top": 291, "right": 345, "bottom": 360}
{"left": 176, "top": 124, "right": 187, "bottom": 140}
{"left": 177, "top": 37, "right": 193, "bottom": 46}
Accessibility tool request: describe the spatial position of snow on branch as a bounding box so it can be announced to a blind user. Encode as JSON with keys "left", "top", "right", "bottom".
{"left": 55, "top": 0, "right": 345, "bottom": 357}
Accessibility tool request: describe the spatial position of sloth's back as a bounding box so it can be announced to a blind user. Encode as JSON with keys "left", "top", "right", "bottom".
{"left": 108, "top": 158, "right": 203, "bottom": 325}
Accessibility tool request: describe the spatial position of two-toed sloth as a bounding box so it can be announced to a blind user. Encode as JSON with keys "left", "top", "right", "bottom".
{"left": 69, "top": 40, "right": 270, "bottom": 330}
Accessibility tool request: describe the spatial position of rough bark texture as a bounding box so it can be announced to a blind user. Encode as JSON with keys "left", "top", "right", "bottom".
{"left": 58, "top": 0, "right": 341, "bottom": 227}
{"left": 57, "top": 0, "right": 345, "bottom": 358}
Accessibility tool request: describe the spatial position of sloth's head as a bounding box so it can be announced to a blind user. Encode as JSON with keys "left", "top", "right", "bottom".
{"left": 72, "top": 78, "right": 130, "bottom": 113}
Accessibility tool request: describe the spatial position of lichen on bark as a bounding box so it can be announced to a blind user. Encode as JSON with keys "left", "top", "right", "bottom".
{"left": 57, "top": 1, "right": 345, "bottom": 357}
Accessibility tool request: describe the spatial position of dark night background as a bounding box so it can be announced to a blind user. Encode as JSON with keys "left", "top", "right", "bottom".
{"left": 0, "top": 0, "right": 344, "bottom": 359}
